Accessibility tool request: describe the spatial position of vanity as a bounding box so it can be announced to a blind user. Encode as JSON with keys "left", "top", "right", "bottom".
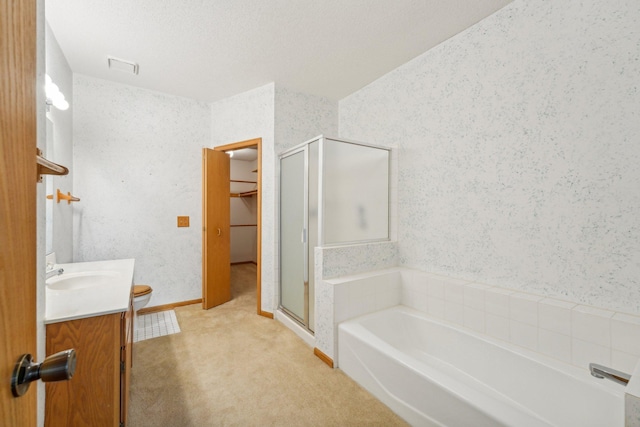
{"left": 44, "top": 259, "right": 135, "bottom": 427}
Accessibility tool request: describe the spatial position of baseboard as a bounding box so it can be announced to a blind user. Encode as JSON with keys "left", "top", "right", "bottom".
{"left": 314, "top": 348, "right": 334, "bottom": 368}
{"left": 137, "top": 299, "right": 202, "bottom": 315}
{"left": 259, "top": 310, "right": 274, "bottom": 319}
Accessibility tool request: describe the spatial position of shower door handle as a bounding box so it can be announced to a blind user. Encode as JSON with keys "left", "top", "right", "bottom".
{"left": 302, "top": 228, "right": 308, "bottom": 283}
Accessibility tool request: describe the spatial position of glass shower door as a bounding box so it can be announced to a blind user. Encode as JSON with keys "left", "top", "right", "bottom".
{"left": 279, "top": 149, "right": 307, "bottom": 323}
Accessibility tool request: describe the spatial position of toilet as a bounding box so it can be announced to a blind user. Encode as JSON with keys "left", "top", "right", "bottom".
{"left": 133, "top": 284, "right": 153, "bottom": 331}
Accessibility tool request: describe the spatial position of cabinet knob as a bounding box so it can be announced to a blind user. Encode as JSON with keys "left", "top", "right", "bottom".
{"left": 11, "top": 349, "right": 76, "bottom": 397}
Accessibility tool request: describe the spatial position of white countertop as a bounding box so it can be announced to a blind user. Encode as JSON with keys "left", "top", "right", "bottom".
{"left": 45, "top": 258, "right": 135, "bottom": 324}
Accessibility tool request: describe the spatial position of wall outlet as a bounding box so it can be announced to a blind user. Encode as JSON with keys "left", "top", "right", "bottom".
{"left": 177, "top": 216, "right": 190, "bottom": 227}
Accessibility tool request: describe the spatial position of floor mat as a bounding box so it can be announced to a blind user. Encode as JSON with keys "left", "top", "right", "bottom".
{"left": 134, "top": 310, "right": 181, "bottom": 342}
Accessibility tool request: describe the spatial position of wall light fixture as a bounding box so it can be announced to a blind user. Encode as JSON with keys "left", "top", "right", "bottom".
{"left": 45, "top": 74, "right": 69, "bottom": 111}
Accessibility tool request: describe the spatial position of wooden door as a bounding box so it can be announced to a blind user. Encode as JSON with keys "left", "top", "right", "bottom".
{"left": 1, "top": 0, "right": 38, "bottom": 425}
{"left": 211, "top": 138, "right": 265, "bottom": 317}
{"left": 202, "top": 148, "right": 231, "bottom": 309}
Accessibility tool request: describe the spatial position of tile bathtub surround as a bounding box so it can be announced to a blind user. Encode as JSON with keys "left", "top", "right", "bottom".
{"left": 320, "top": 266, "right": 640, "bottom": 373}
{"left": 313, "top": 242, "right": 399, "bottom": 361}
{"left": 333, "top": 270, "right": 401, "bottom": 325}
{"left": 316, "top": 269, "right": 401, "bottom": 364}
{"left": 399, "top": 268, "right": 640, "bottom": 373}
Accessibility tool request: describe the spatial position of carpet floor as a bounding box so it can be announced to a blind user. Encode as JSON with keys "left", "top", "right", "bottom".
{"left": 128, "top": 264, "right": 408, "bottom": 426}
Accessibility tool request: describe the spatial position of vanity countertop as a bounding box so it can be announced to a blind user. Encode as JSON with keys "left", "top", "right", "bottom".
{"left": 45, "top": 258, "right": 135, "bottom": 324}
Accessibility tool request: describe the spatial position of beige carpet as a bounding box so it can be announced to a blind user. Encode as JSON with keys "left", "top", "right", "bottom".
{"left": 129, "top": 264, "right": 408, "bottom": 426}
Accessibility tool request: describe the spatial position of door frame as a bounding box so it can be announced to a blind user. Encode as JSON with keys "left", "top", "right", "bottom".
{"left": 212, "top": 138, "right": 268, "bottom": 318}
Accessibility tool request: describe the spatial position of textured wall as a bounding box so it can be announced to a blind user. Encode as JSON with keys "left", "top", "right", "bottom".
{"left": 210, "top": 83, "right": 276, "bottom": 312}
{"left": 73, "top": 75, "right": 210, "bottom": 307}
{"left": 211, "top": 84, "right": 337, "bottom": 313}
{"left": 339, "top": 0, "right": 640, "bottom": 314}
{"left": 274, "top": 86, "right": 338, "bottom": 309}
{"left": 274, "top": 86, "right": 338, "bottom": 154}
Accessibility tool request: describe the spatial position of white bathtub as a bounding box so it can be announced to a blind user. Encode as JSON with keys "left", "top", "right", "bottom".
{"left": 338, "top": 306, "right": 624, "bottom": 427}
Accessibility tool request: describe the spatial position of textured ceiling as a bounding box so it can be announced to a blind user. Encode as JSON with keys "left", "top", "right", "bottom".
{"left": 46, "top": 0, "right": 512, "bottom": 102}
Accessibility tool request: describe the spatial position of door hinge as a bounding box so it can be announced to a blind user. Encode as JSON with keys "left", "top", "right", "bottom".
{"left": 121, "top": 361, "right": 125, "bottom": 373}
{"left": 120, "top": 423, "right": 125, "bottom": 427}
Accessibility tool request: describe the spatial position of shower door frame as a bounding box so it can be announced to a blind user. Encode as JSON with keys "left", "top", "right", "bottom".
{"left": 278, "top": 145, "right": 310, "bottom": 329}
{"left": 278, "top": 135, "right": 392, "bottom": 333}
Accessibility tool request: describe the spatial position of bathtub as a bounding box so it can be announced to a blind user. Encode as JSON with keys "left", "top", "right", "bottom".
{"left": 338, "top": 306, "right": 624, "bottom": 427}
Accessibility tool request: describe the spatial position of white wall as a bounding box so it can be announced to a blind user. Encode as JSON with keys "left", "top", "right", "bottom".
{"left": 73, "top": 75, "right": 210, "bottom": 307}
{"left": 211, "top": 83, "right": 276, "bottom": 312}
{"left": 339, "top": 0, "right": 640, "bottom": 314}
{"left": 45, "top": 23, "right": 74, "bottom": 263}
{"left": 274, "top": 86, "right": 338, "bottom": 154}
{"left": 70, "top": 79, "right": 336, "bottom": 313}
{"left": 273, "top": 86, "right": 338, "bottom": 310}
{"left": 211, "top": 83, "right": 337, "bottom": 313}
{"left": 39, "top": 19, "right": 74, "bottom": 427}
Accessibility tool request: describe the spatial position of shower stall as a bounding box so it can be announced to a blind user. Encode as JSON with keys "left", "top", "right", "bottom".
{"left": 279, "top": 136, "right": 390, "bottom": 333}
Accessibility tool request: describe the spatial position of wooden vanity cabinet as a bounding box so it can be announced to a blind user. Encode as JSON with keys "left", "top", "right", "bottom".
{"left": 45, "top": 291, "right": 134, "bottom": 427}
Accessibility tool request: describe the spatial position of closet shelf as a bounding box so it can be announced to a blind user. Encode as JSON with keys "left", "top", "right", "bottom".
{"left": 36, "top": 149, "right": 68, "bottom": 182}
{"left": 231, "top": 190, "right": 257, "bottom": 198}
{"left": 230, "top": 178, "right": 257, "bottom": 197}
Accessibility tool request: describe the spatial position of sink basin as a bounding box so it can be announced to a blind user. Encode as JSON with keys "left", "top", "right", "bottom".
{"left": 46, "top": 271, "right": 121, "bottom": 291}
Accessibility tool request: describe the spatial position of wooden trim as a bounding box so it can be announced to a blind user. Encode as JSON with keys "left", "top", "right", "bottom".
{"left": 213, "top": 137, "right": 262, "bottom": 152}
{"left": 256, "top": 141, "right": 262, "bottom": 315}
{"left": 137, "top": 299, "right": 201, "bottom": 315}
{"left": 313, "top": 348, "right": 334, "bottom": 368}
{"left": 213, "top": 138, "right": 263, "bottom": 316}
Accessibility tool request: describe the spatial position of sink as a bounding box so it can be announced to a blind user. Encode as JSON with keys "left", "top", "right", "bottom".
{"left": 46, "top": 271, "right": 121, "bottom": 291}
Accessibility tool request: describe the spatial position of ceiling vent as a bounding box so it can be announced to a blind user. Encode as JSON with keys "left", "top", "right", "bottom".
{"left": 107, "top": 56, "right": 139, "bottom": 75}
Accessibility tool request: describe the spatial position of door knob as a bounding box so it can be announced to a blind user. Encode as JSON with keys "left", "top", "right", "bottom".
{"left": 11, "top": 349, "right": 76, "bottom": 397}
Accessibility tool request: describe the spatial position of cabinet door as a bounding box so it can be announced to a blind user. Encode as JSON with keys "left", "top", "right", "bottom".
{"left": 46, "top": 314, "right": 120, "bottom": 426}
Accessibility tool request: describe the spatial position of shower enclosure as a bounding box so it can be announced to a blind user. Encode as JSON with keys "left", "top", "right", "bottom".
{"left": 279, "top": 136, "right": 390, "bottom": 332}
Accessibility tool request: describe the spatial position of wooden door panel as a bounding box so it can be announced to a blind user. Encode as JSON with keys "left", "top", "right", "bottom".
{"left": 202, "top": 148, "right": 230, "bottom": 309}
{"left": 1, "top": 0, "right": 38, "bottom": 425}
